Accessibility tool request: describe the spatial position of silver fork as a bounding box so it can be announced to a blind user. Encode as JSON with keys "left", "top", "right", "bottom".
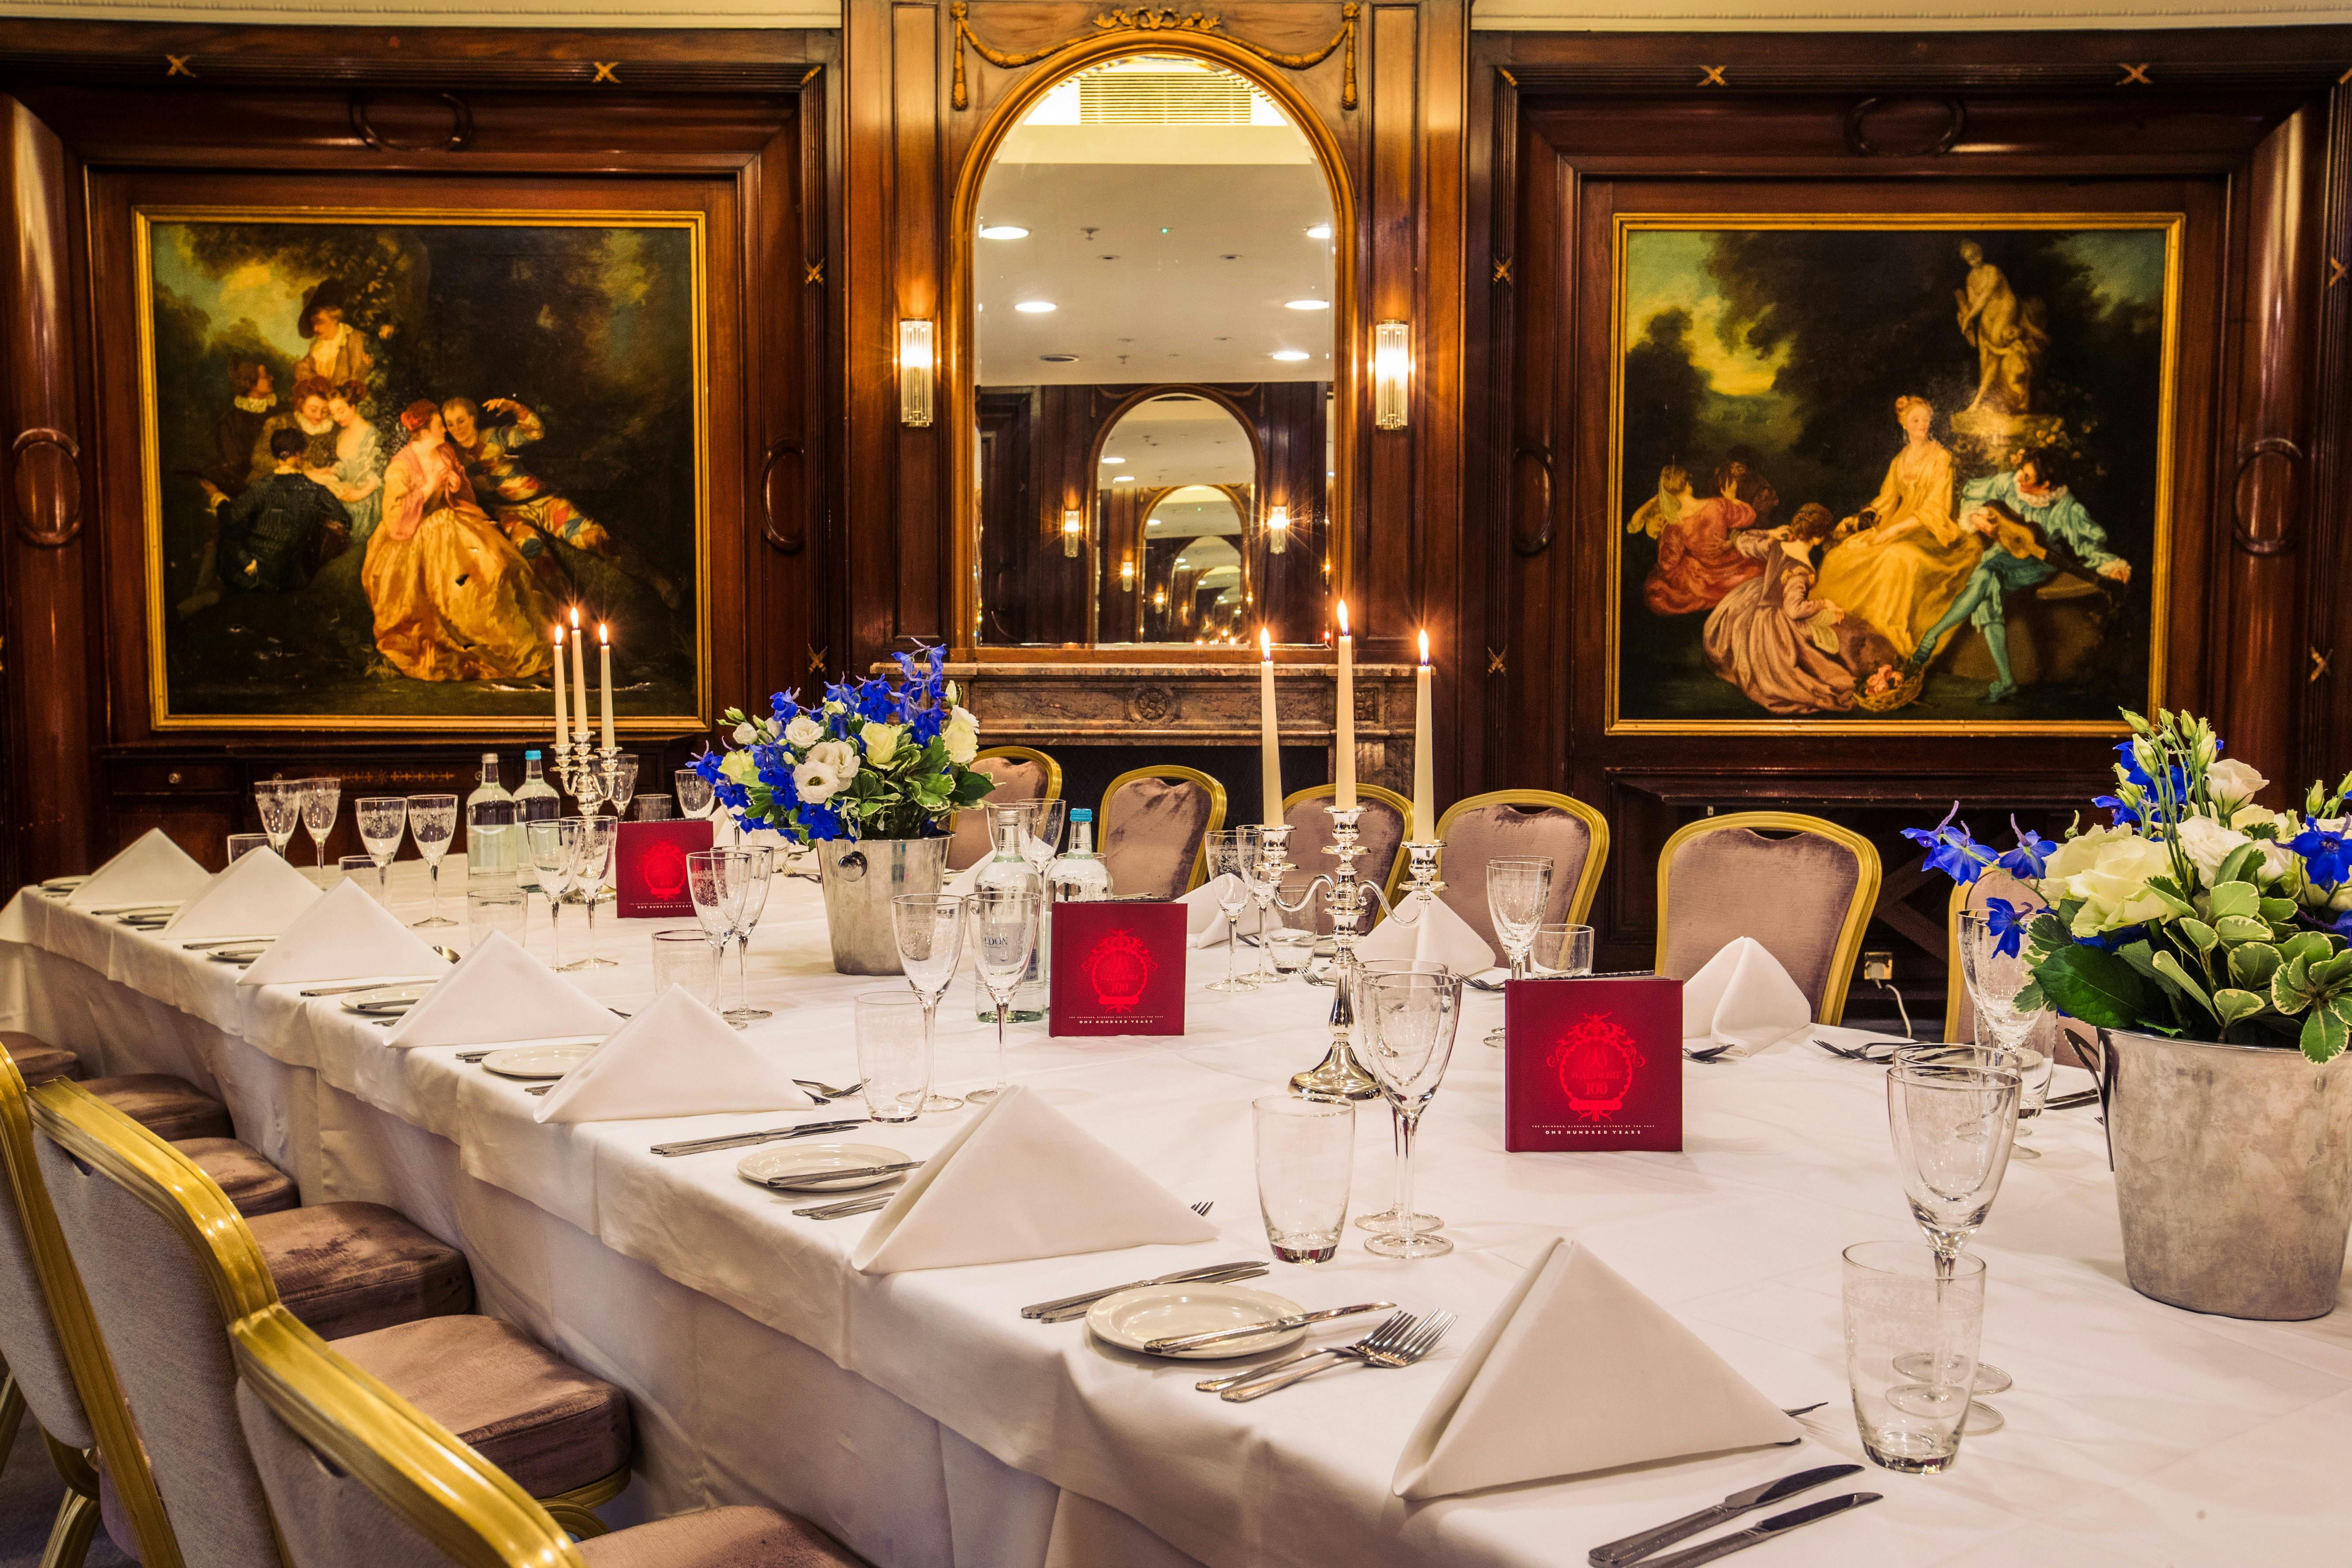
{"left": 1190, "top": 1200, "right": 1214, "bottom": 1217}
{"left": 1195, "top": 1310, "right": 1415, "bottom": 1393}
{"left": 1683, "top": 1043, "right": 1736, "bottom": 1063}
{"left": 1219, "top": 1310, "right": 1453, "bottom": 1401}
{"left": 793, "top": 1078, "right": 864, "bottom": 1104}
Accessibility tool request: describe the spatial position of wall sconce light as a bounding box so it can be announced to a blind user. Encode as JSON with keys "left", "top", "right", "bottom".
{"left": 1152, "top": 586, "right": 1168, "bottom": 611}
{"left": 1120, "top": 552, "right": 1135, "bottom": 590}
{"left": 1373, "top": 319, "right": 1411, "bottom": 430}
{"left": 1266, "top": 504, "right": 1291, "bottom": 554}
{"left": 1061, "top": 507, "right": 1083, "bottom": 558}
{"left": 898, "top": 319, "right": 935, "bottom": 427}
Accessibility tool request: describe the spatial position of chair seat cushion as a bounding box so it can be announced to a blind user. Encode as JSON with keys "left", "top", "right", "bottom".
{"left": 249, "top": 1201, "right": 473, "bottom": 1341}
{"left": 0, "top": 1032, "right": 83, "bottom": 1084}
{"left": 580, "top": 1506, "right": 863, "bottom": 1568}
{"left": 83, "top": 1073, "right": 232, "bottom": 1142}
{"left": 178, "top": 1137, "right": 299, "bottom": 1218}
{"left": 335, "top": 1313, "right": 629, "bottom": 1499}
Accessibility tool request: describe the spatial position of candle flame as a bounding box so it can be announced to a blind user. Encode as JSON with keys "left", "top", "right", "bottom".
{"left": 598, "top": 623, "right": 610, "bottom": 645}
{"left": 1336, "top": 600, "right": 1350, "bottom": 636}
{"left": 568, "top": 605, "right": 581, "bottom": 629}
{"left": 1260, "top": 627, "right": 1272, "bottom": 658}
{"left": 552, "top": 624, "right": 564, "bottom": 646}
{"left": 1419, "top": 629, "right": 1430, "bottom": 666}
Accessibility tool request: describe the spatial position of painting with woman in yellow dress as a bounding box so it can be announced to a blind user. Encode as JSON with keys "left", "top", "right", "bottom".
{"left": 1813, "top": 395, "right": 1978, "bottom": 661}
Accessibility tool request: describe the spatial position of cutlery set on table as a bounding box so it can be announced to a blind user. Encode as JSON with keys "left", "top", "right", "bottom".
{"left": 1584, "top": 1466, "right": 1878, "bottom": 1568}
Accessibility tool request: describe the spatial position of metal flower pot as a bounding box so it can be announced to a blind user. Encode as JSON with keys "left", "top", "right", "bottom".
{"left": 2097, "top": 1027, "right": 2352, "bottom": 1320}
{"left": 815, "top": 837, "right": 950, "bottom": 975}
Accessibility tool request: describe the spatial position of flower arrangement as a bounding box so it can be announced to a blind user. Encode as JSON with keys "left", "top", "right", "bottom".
{"left": 1910, "top": 708, "right": 2352, "bottom": 1062}
{"left": 694, "top": 647, "right": 993, "bottom": 844}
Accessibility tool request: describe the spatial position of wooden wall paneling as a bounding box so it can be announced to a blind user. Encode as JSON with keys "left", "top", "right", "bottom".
{"left": 890, "top": 0, "right": 945, "bottom": 655}
{"left": 2308, "top": 80, "right": 2352, "bottom": 780}
{"left": 1360, "top": 2, "right": 1418, "bottom": 666}
{"left": 1414, "top": 0, "right": 1469, "bottom": 816}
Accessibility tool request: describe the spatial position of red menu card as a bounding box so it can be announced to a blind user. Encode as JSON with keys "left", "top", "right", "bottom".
{"left": 1049, "top": 901, "right": 1187, "bottom": 1037}
{"left": 614, "top": 820, "right": 714, "bottom": 919}
{"left": 1503, "top": 976, "right": 1683, "bottom": 1152}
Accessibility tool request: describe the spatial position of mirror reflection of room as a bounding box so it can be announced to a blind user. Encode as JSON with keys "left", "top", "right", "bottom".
{"left": 972, "top": 53, "right": 1336, "bottom": 647}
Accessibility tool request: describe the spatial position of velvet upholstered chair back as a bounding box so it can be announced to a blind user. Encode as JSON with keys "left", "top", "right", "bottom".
{"left": 1099, "top": 767, "right": 1225, "bottom": 899}
{"left": 0, "top": 1050, "right": 97, "bottom": 1455}
{"left": 1433, "top": 792, "right": 1612, "bottom": 952}
{"left": 945, "top": 747, "right": 1061, "bottom": 872}
{"left": 1281, "top": 784, "right": 1410, "bottom": 933}
{"left": 29, "top": 1078, "right": 293, "bottom": 1568}
{"left": 1655, "top": 812, "right": 1882, "bottom": 1027}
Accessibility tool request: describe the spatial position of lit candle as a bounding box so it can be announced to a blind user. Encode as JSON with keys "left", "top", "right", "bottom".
{"left": 1413, "top": 630, "right": 1434, "bottom": 843}
{"left": 598, "top": 623, "right": 616, "bottom": 752}
{"left": 567, "top": 607, "right": 589, "bottom": 742}
{"left": 551, "top": 625, "right": 569, "bottom": 748}
{"left": 1259, "top": 628, "right": 1283, "bottom": 828}
{"left": 1334, "top": 601, "right": 1355, "bottom": 810}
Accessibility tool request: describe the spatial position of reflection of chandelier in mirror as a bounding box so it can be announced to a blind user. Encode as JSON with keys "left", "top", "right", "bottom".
{"left": 1265, "top": 504, "right": 1290, "bottom": 553}
{"left": 1152, "top": 586, "right": 1168, "bottom": 609}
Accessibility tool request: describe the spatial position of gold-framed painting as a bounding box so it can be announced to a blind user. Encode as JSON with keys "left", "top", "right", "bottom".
{"left": 1606, "top": 212, "right": 2182, "bottom": 735}
{"left": 135, "top": 206, "right": 710, "bottom": 731}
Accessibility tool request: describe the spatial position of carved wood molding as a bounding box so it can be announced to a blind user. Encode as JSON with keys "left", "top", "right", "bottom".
{"left": 949, "top": 0, "right": 1359, "bottom": 112}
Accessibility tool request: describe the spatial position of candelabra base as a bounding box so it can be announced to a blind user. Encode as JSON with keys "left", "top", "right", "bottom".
{"left": 1291, "top": 1042, "right": 1381, "bottom": 1101}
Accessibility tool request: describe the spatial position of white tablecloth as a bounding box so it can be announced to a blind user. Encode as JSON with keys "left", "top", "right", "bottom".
{"left": 4, "top": 863, "right": 2349, "bottom": 1568}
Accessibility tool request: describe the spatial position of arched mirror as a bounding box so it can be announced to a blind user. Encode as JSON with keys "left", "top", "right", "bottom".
{"left": 965, "top": 52, "right": 1341, "bottom": 648}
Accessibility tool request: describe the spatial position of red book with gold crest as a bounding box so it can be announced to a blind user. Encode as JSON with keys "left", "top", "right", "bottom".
{"left": 1503, "top": 976, "right": 1683, "bottom": 1152}
{"left": 1048, "top": 900, "right": 1187, "bottom": 1036}
{"left": 613, "top": 820, "right": 714, "bottom": 919}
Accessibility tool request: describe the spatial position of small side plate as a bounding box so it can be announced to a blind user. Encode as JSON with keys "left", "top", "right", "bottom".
{"left": 738, "top": 1142, "right": 909, "bottom": 1192}
{"left": 480, "top": 1045, "right": 599, "bottom": 1080}
{"left": 1086, "top": 1284, "right": 1306, "bottom": 1361}
{"left": 337, "top": 986, "right": 435, "bottom": 1015}
{"left": 208, "top": 946, "right": 272, "bottom": 965}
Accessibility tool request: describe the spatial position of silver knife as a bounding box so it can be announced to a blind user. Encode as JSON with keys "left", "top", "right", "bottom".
{"left": 1589, "top": 1466, "right": 1863, "bottom": 1567}
{"left": 759, "top": 1159, "right": 925, "bottom": 1186}
{"left": 1146, "top": 1301, "right": 1396, "bottom": 1353}
{"left": 1032, "top": 1266, "right": 1269, "bottom": 1323}
{"left": 651, "top": 1119, "right": 868, "bottom": 1157}
{"left": 1634, "top": 1493, "right": 1880, "bottom": 1568}
{"left": 299, "top": 978, "right": 440, "bottom": 998}
{"left": 1022, "top": 1261, "right": 1274, "bottom": 1320}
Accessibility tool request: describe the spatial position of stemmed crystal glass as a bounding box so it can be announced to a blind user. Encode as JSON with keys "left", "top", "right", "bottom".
{"left": 892, "top": 892, "right": 968, "bottom": 1113}
{"left": 1205, "top": 827, "right": 1262, "bottom": 993}
{"left": 1957, "top": 912, "right": 2055, "bottom": 1156}
{"left": 255, "top": 780, "right": 303, "bottom": 860}
{"left": 1245, "top": 839, "right": 1284, "bottom": 987}
{"left": 1006, "top": 798, "right": 1067, "bottom": 881}
{"left": 675, "top": 767, "right": 715, "bottom": 822}
{"left": 967, "top": 887, "right": 1041, "bottom": 1104}
{"left": 557, "top": 816, "right": 619, "bottom": 970}
{"left": 355, "top": 797, "right": 407, "bottom": 906}
{"left": 298, "top": 777, "right": 342, "bottom": 875}
{"left": 1360, "top": 968, "right": 1465, "bottom": 1259}
{"left": 407, "top": 793, "right": 459, "bottom": 928}
{"left": 1887, "top": 1059, "right": 2021, "bottom": 1433}
{"left": 1482, "top": 855, "right": 1553, "bottom": 1046}
{"left": 524, "top": 819, "right": 571, "bottom": 964}
{"left": 1353, "top": 959, "right": 1453, "bottom": 1236}
{"left": 687, "top": 849, "right": 754, "bottom": 1020}
{"left": 601, "top": 754, "right": 641, "bottom": 821}
{"left": 725, "top": 843, "right": 775, "bottom": 1023}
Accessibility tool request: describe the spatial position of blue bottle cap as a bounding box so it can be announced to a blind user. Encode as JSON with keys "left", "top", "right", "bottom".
{"left": 524, "top": 749, "right": 542, "bottom": 759}
{"left": 1070, "top": 808, "right": 1092, "bottom": 823}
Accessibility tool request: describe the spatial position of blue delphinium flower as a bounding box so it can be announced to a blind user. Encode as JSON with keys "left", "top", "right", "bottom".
{"left": 1901, "top": 802, "right": 1995, "bottom": 884}
{"left": 1998, "top": 818, "right": 2055, "bottom": 880}
{"left": 1984, "top": 896, "right": 2028, "bottom": 959}
{"left": 2292, "top": 817, "right": 2352, "bottom": 886}
{"left": 2092, "top": 793, "right": 2143, "bottom": 828}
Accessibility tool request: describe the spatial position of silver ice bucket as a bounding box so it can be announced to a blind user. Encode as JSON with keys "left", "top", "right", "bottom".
{"left": 815, "top": 837, "right": 951, "bottom": 975}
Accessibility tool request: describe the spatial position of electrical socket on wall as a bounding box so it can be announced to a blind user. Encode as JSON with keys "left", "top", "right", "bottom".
{"left": 1862, "top": 950, "right": 1895, "bottom": 984}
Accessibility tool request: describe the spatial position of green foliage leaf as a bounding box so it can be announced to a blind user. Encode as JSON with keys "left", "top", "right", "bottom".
{"left": 2206, "top": 881, "right": 2260, "bottom": 920}
{"left": 2274, "top": 957, "right": 2315, "bottom": 1015}
{"left": 2056, "top": 897, "right": 2086, "bottom": 931}
{"left": 2149, "top": 950, "right": 2215, "bottom": 1015}
{"left": 2014, "top": 978, "right": 2047, "bottom": 1015}
{"left": 2229, "top": 942, "right": 2283, "bottom": 989}
{"left": 2034, "top": 944, "right": 2151, "bottom": 1031}
{"left": 2144, "top": 880, "right": 2199, "bottom": 920}
{"left": 2259, "top": 898, "right": 2301, "bottom": 924}
{"left": 2311, "top": 952, "right": 2352, "bottom": 992}
{"left": 2300, "top": 1003, "right": 2349, "bottom": 1064}
{"left": 2283, "top": 931, "right": 2336, "bottom": 966}
{"left": 2214, "top": 847, "right": 2262, "bottom": 890}
{"left": 2177, "top": 917, "right": 2220, "bottom": 953}
{"left": 2029, "top": 912, "right": 2070, "bottom": 952}
{"left": 2213, "top": 987, "right": 2269, "bottom": 1028}
{"left": 2213, "top": 914, "right": 2274, "bottom": 944}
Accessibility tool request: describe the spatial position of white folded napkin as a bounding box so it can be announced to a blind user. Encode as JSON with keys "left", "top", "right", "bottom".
{"left": 1181, "top": 874, "right": 1264, "bottom": 948}
{"left": 1681, "top": 936, "right": 1811, "bottom": 1057}
{"left": 1356, "top": 891, "right": 1495, "bottom": 974}
{"left": 852, "top": 1084, "right": 1217, "bottom": 1274}
{"left": 66, "top": 828, "right": 212, "bottom": 910}
{"left": 1393, "top": 1236, "right": 1797, "bottom": 1499}
{"left": 533, "top": 985, "right": 814, "bottom": 1123}
{"left": 384, "top": 931, "right": 618, "bottom": 1049}
{"left": 160, "top": 848, "right": 321, "bottom": 940}
{"left": 236, "top": 878, "right": 448, "bottom": 988}
{"left": 946, "top": 859, "right": 988, "bottom": 897}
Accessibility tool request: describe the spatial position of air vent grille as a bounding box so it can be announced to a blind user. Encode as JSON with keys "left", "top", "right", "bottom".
{"left": 1078, "top": 71, "right": 1256, "bottom": 124}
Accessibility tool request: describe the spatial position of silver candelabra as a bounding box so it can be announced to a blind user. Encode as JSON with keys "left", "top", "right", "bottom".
{"left": 552, "top": 740, "right": 625, "bottom": 816}
{"left": 1277, "top": 802, "right": 1387, "bottom": 1101}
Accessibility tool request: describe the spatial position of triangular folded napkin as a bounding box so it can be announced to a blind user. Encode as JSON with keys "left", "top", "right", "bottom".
{"left": 852, "top": 1084, "right": 1217, "bottom": 1274}
{"left": 161, "top": 848, "right": 321, "bottom": 940}
{"left": 1394, "top": 1237, "right": 1797, "bottom": 1499}
{"left": 1681, "top": 936, "right": 1811, "bottom": 1057}
{"left": 385, "top": 932, "right": 617, "bottom": 1049}
{"left": 237, "top": 878, "right": 448, "bottom": 988}
{"left": 1181, "top": 874, "right": 1265, "bottom": 948}
{"left": 534, "top": 985, "right": 814, "bottom": 1123}
{"left": 1356, "top": 891, "right": 1496, "bottom": 975}
{"left": 67, "top": 829, "right": 212, "bottom": 910}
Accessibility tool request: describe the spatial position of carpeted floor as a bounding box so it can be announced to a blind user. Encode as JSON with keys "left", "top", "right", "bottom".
{"left": 0, "top": 1414, "right": 133, "bottom": 1568}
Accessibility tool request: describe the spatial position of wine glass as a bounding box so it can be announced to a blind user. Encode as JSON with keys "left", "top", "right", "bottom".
{"left": 1352, "top": 959, "right": 1454, "bottom": 1236}
{"left": 524, "top": 819, "right": 571, "bottom": 965}
{"left": 601, "top": 754, "right": 641, "bottom": 821}
{"left": 407, "top": 793, "right": 459, "bottom": 928}
{"left": 892, "top": 892, "right": 968, "bottom": 1113}
{"left": 1204, "top": 827, "right": 1262, "bottom": 993}
{"left": 298, "top": 777, "right": 342, "bottom": 876}
{"left": 1481, "top": 855, "right": 1553, "bottom": 1046}
{"left": 726, "top": 843, "right": 775, "bottom": 1023}
{"left": 355, "top": 797, "right": 407, "bottom": 906}
{"left": 687, "top": 849, "right": 754, "bottom": 1022}
{"left": 1244, "top": 839, "right": 1284, "bottom": 987}
{"left": 1887, "top": 1059, "right": 2021, "bottom": 1433}
{"left": 255, "top": 780, "right": 303, "bottom": 859}
{"left": 1957, "top": 912, "right": 2055, "bottom": 1155}
{"left": 966, "top": 887, "right": 1041, "bottom": 1104}
{"left": 1360, "top": 968, "right": 1465, "bottom": 1259}
{"left": 675, "top": 766, "right": 716, "bottom": 822}
{"left": 557, "top": 816, "right": 619, "bottom": 970}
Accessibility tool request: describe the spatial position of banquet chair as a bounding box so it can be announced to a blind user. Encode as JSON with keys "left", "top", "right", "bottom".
{"left": 1099, "top": 767, "right": 1225, "bottom": 898}
{"left": 1945, "top": 874, "right": 2090, "bottom": 1067}
{"left": 1280, "top": 784, "right": 1411, "bottom": 933}
{"left": 1655, "top": 812, "right": 1880, "bottom": 1027}
{"left": 1433, "top": 791, "right": 1612, "bottom": 951}
{"left": 945, "top": 745, "right": 1062, "bottom": 871}
{"left": 229, "top": 1300, "right": 862, "bottom": 1568}
{"left": 27, "top": 1079, "right": 631, "bottom": 1566}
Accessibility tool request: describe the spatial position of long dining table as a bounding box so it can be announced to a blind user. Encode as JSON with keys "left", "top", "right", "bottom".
{"left": 1, "top": 859, "right": 2346, "bottom": 1568}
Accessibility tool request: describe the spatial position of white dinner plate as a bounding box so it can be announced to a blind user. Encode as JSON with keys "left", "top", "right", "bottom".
{"left": 480, "top": 1045, "right": 599, "bottom": 1081}
{"left": 1086, "top": 1283, "right": 1307, "bottom": 1361}
{"left": 738, "top": 1142, "right": 910, "bottom": 1192}
{"left": 38, "top": 877, "right": 87, "bottom": 893}
{"left": 337, "top": 985, "right": 435, "bottom": 1015}
{"left": 208, "top": 945, "right": 272, "bottom": 965}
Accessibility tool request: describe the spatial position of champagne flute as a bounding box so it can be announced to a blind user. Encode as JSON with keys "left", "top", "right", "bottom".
{"left": 966, "top": 887, "right": 1040, "bottom": 1104}
{"left": 1204, "top": 827, "right": 1262, "bottom": 993}
{"left": 298, "top": 777, "right": 342, "bottom": 876}
{"left": 687, "top": 849, "right": 754, "bottom": 1023}
{"left": 1887, "top": 1059, "right": 2021, "bottom": 1433}
{"left": 1957, "top": 911, "right": 2055, "bottom": 1156}
{"left": 1352, "top": 959, "right": 1453, "bottom": 1236}
{"left": 726, "top": 842, "right": 775, "bottom": 1023}
{"left": 892, "top": 892, "right": 968, "bottom": 1113}
{"left": 525, "top": 818, "right": 571, "bottom": 966}
{"left": 355, "top": 797, "right": 407, "bottom": 906}
{"left": 558, "top": 816, "right": 619, "bottom": 970}
{"left": 255, "top": 780, "right": 303, "bottom": 859}
{"left": 407, "top": 793, "right": 459, "bottom": 928}
{"left": 1360, "top": 968, "right": 1466, "bottom": 1259}
{"left": 602, "top": 754, "right": 641, "bottom": 821}
{"left": 1481, "top": 855, "right": 1553, "bottom": 1046}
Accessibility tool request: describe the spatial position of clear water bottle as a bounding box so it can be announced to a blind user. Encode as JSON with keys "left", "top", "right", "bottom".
{"left": 465, "top": 753, "right": 518, "bottom": 882}
{"left": 974, "top": 806, "right": 1047, "bottom": 1022}
{"left": 1047, "top": 808, "right": 1111, "bottom": 903}
{"left": 512, "top": 749, "right": 562, "bottom": 890}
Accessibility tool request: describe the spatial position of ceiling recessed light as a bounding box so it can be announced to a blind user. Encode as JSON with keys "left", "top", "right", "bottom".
{"left": 1101, "top": 456, "right": 1126, "bottom": 464}
{"left": 1271, "top": 350, "right": 1310, "bottom": 362}
{"left": 1306, "top": 224, "right": 1333, "bottom": 240}
{"left": 1014, "top": 300, "right": 1056, "bottom": 314}
{"left": 1113, "top": 475, "right": 1135, "bottom": 483}
{"left": 1286, "top": 299, "right": 1330, "bottom": 312}
{"left": 978, "top": 224, "right": 1029, "bottom": 240}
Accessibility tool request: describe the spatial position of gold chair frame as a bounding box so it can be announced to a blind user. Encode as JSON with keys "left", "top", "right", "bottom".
{"left": 1101, "top": 765, "right": 1228, "bottom": 893}
{"left": 1654, "top": 811, "right": 1882, "bottom": 1027}
{"left": 1281, "top": 782, "right": 1415, "bottom": 915}
{"left": 1435, "top": 789, "right": 1614, "bottom": 927}
{"left": 26, "top": 1081, "right": 627, "bottom": 1550}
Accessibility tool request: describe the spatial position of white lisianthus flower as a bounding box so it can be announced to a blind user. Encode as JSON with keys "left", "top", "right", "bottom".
{"left": 808, "top": 739, "right": 860, "bottom": 780}
{"left": 784, "top": 714, "right": 824, "bottom": 748}
{"left": 2175, "top": 815, "right": 2251, "bottom": 886}
{"left": 942, "top": 714, "right": 979, "bottom": 765}
{"left": 2043, "top": 824, "right": 2137, "bottom": 885}
{"left": 793, "top": 758, "right": 843, "bottom": 804}
{"left": 2064, "top": 835, "right": 2175, "bottom": 934}
{"left": 732, "top": 720, "right": 758, "bottom": 745}
{"left": 718, "top": 750, "right": 758, "bottom": 786}
{"left": 862, "top": 722, "right": 905, "bottom": 765}
{"left": 2207, "top": 758, "right": 2268, "bottom": 810}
